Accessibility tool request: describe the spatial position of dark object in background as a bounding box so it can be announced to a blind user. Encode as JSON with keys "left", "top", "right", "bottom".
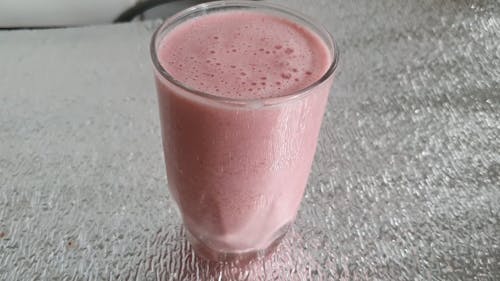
{"left": 115, "top": 0, "right": 262, "bottom": 22}
{"left": 115, "top": 0, "right": 209, "bottom": 22}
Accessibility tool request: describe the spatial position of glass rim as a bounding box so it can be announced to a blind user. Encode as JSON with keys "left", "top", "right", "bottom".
{"left": 150, "top": 0, "right": 339, "bottom": 106}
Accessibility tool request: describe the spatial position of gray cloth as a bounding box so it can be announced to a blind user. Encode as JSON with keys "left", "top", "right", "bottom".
{"left": 0, "top": 0, "right": 499, "bottom": 280}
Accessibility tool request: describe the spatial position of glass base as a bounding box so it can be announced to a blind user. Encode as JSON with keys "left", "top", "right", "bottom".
{"left": 185, "top": 223, "right": 291, "bottom": 263}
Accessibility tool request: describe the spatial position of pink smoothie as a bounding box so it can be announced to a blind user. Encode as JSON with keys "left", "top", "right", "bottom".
{"left": 155, "top": 10, "right": 333, "bottom": 253}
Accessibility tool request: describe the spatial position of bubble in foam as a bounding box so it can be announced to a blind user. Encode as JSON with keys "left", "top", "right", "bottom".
{"left": 306, "top": 71, "right": 312, "bottom": 75}
{"left": 260, "top": 77, "right": 267, "bottom": 80}
{"left": 285, "top": 48, "right": 294, "bottom": 55}
{"left": 292, "top": 68, "right": 298, "bottom": 72}
{"left": 274, "top": 45, "right": 282, "bottom": 50}
{"left": 240, "top": 72, "right": 246, "bottom": 76}
{"left": 213, "top": 36, "right": 219, "bottom": 40}
{"left": 281, "top": 73, "right": 292, "bottom": 79}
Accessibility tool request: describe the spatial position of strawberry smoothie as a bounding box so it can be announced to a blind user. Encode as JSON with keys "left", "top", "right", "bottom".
{"left": 151, "top": 2, "right": 337, "bottom": 260}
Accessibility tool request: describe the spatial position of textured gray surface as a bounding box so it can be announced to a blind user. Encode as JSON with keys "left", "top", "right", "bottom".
{"left": 1, "top": 0, "right": 500, "bottom": 280}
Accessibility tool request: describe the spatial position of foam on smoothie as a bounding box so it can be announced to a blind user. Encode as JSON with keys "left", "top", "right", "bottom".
{"left": 158, "top": 10, "right": 331, "bottom": 99}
